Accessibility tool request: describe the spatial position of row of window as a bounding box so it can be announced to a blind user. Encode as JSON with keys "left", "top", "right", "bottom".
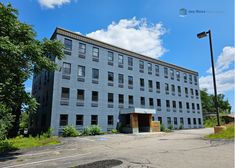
{"left": 63, "top": 38, "right": 198, "bottom": 85}
{"left": 61, "top": 88, "right": 201, "bottom": 111}
{"left": 60, "top": 114, "right": 113, "bottom": 126}
{"left": 62, "top": 64, "right": 199, "bottom": 97}
{"left": 59, "top": 114, "right": 202, "bottom": 127}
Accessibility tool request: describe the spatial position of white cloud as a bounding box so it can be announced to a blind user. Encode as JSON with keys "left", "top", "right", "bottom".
{"left": 38, "top": 0, "right": 71, "bottom": 8}
{"left": 86, "top": 17, "right": 166, "bottom": 59}
{"left": 199, "top": 46, "right": 235, "bottom": 94}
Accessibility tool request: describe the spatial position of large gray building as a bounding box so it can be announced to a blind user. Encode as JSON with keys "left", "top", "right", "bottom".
{"left": 31, "top": 27, "right": 203, "bottom": 135}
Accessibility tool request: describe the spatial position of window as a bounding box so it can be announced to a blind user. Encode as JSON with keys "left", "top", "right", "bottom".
{"left": 172, "top": 101, "right": 176, "bottom": 108}
{"left": 165, "top": 83, "right": 169, "bottom": 92}
{"left": 194, "top": 76, "right": 198, "bottom": 85}
{"left": 170, "top": 69, "right": 174, "bottom": 79}
{"left": 190, "top": 89, "right": 194, "bottom": 96}
{"left": 171, "top": 84, "right": 175, "bottom": 92}
{"left": 140, "top": 97, "right": 145, "bottom": 106}
{"left": 185, "top": 87, "right": 188, "bottom": 95}
{"left": 129, "top": 95, "right": 134, "bottom": 105}
{"left": 79, "top": 43, "right": 86, "bottom": 54}
{"left": 148, "top": 63, "right": 152, "bottom": 74}
{"left": 158, "top": 117, "right": 162, "bottom": 123}
{"left": 108, "top": 72, "right": 114, "bottom": 82}
{"left": 128, "top": 76, "right": 133, "bottom": 85}
{"left": 195, "top": 90, "right": 199, "bottom": 96}
{"left": 157, "top": 99, "right": 161, "bottom": 107}
{"left": 148, "top": 80, "right": 153, "bottom": 89}
{"left": 108, "top": 93, "right": 113, "bottom": 103}
{"left": 64, "top": 38, "right": 72, "bottom": 50}
{"left": 156, "top": 82, "right": 160, "bottom": 90}
{"left": 193, "top": 118, "right": 197, "bottom": 125}
{"left": 197, "top": 104, "right": 200, "bottom": 110}
{"left": 61, "top": 87, "right": 69, "bottom": 99}
{"left": 198, "top": 118, "right": 201, "bottom": 125}
{"left": 149, "top": 98, "right": 154, "bottom": 107}
{"left": 77, "top": 89, "right": 84, "bottom": 101}
{"left": 108, "top": 115, "right": 113, "bottom": 125}
{"left": 78, "top": 65, "right": 85, "bottom": 77}
{"left": 189, "top": 74, "right": 192, "bottom": 83}
{"left": 186, "top": 102, "right": 190, "bottom": 109}
{"left": 128, "top": 57, "right": 133, "bottom": 66}
{"left": 140, "top": 78, "right": 145, "bottom": 87}
{"left": 118, "top": 74, "right": 124, "bottom": 84}
{"left": 184, "top": 73, "right": 187, "bottom": 82}
{"left": 178, "top": 86, "right": 181, "bottom": 94}
{"left": 176, "top": 71, "right": 180, "bottom": 80}
{"left": 60, "top": 114, "right": 68, "bottom": 126}
{"left": 139, "top": 60, "right": 144, "bottom": 71}
{"left": 174, "top": 117, "right": 177, "bottom": 125}
{"left": 92, "top": 68, "right": 99, "bottom": 80}
{"left": 119, "top": 94, "right": 124, "bottom": 104}
{"left": 62, "top": 62, "right": 71, "bottom": 75}
{"left": 166, "top": 100, "right": 170, "bottom": 108}
{"left": 91, "top": 115, "right": 98, "bottom": 125}
{"left": 76, "top": 115, "right": 83, "bottom": 126}
{"left": 108, "top": 51, "right": 114, "bottom": 61}
{"left": 118, "top": 54, "right": 123, "bottom": 64}
{"left": 92, "top": 91, "right": 98, "bottom": 102}
{"left": 164, "top": 67, "right": 168, "bottom": 77}
{"left": 180, "top": 118, "right": 184, "bottom": 124}
{"left": 155, "top": 65, "right": 159, "bottom": 76}
{"left": 167, "top": 117, "right": 171, "bottom": 125}
{"left": 188, "top": 118, "right": 191, "bottom": 125}
{"left": 179, "top": 101, "right": 182, "bottom": 109}
{"left": 92, "top": 47, "right": 99, "bottom": 58}
{"left": 192, "top": 103, "right": 195, "bottom": 110}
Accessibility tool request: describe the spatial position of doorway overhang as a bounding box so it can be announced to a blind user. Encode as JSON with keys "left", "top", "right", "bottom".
{"left": 120, "top": 108, "right": 156, "bottom": 115}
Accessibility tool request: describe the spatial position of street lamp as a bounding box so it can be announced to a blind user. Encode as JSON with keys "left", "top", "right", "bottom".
{"left": 197, "top": 30, "right": 220, "bottom": 126}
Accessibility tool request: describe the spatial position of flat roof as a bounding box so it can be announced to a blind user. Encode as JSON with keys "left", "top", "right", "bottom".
{"left": 51, "top": 27, "right": 198, "bottom": 75}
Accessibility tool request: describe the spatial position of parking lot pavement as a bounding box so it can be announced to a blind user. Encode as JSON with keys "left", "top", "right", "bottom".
{"left": 0, "top": 128, "right": 234, "bottom": 168}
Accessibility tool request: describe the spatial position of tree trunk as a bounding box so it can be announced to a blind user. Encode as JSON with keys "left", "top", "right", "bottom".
{"left": 8, "top": 106, "right": 21, "bottom": 138}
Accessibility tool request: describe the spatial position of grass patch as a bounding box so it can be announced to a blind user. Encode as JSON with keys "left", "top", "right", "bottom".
{"left": 205, "top": 124, "right": 234, "bottom": 139}
{"left": 0, "top": 136, "right": 60, "bottom": 153}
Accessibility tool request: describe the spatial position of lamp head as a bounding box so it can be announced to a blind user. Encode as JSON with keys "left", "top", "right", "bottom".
{"left": 197, "top": 31, "right": 207, "bottom": 39}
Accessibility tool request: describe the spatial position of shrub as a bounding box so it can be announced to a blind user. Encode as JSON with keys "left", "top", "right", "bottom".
{"left": 179, "top": 124, "right": 184, "bottom": 130}
{"left": 160, "top": 124, "right": 165, "bottom": 132}
{"left": 111, "top": 129, "right": 118, "bottom": 134}
{"left": 0, "top": 103, "right": 13, "bottom": 140}
{"left": 62, "top": 125, "right": 79, "bottom": 137}
{"left": 82, "top": 127, "right": 91, "bottom": 136}
{"left": 42, "top": 128, "right": 53, "bottom": 138}
{"left": 89, "top": 125, "right": 102, "bottom": 135}
{"left": 168, "top": 124, "right": 173, "bottom": 130}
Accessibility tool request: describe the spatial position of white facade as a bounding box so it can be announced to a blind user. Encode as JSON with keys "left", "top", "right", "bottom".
{"left": 31, "top": 28, "right": 203, "bottom": 135}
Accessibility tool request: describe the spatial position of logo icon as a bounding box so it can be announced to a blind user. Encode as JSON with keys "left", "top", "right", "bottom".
{"left": 179, "top": 8, "right": 187, "bottom": 17}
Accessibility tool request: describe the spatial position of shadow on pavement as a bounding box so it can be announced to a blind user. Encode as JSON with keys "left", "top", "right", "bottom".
{"left": 73, "top": 159, "right": 123, "bottom": 168}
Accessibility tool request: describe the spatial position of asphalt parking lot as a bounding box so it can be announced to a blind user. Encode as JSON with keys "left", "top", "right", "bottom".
{"left": 0, "top": 128, "right": 234, "bottom": 168}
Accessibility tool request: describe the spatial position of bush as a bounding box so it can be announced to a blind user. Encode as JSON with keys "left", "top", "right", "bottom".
{"left": 111, "top": 129, "right": 118, "bottom": 134}
{"left": 160, "top": 124, "right": 165, "bottom": 132}
{"left": 0, "top": 103, "right": 13, "bottom": 140}
{"left": 89, "top": 125, "right": 102, "bottom": 135}
{"left": 82, "top": 127, "right": 91, "bottom": 136}
{"left": 62, "top": 125, "right": 79, "bottom": 137}
{"left": 168, "top": 124, "right": 173, "bottom": 130}
{"left": 179, "top": 124, "right": 184, "bottom": 130}
{"left": 42, "top": 128, "right": 53, "bottom": 138}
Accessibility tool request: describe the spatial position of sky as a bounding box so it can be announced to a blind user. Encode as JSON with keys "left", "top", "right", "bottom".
{"left": 2, "top": 0, "right": 234, "bottom": 111}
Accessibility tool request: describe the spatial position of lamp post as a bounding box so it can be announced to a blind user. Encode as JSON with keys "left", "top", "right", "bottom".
{"left": 197, "top": 30, "right": 220, "bottom": 126}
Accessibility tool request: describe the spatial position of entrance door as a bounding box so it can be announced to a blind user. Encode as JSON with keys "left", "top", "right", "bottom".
{"left": 138, "top": 114, "right": 151, "bottom": 132}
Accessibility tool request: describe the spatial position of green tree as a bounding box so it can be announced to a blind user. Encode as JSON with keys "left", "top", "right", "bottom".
{"left": 0, "top": 3, "right": 64, "bottom": 137}
{"left": 200, "top": 89, "right": 231, "bottom": 114}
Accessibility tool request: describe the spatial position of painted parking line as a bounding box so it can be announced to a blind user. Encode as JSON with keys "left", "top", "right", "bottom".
{"left": 2, "top": 152, "right": 90, "bottom": 168}
{"left": 0, "top": 148, "right": 77, "bottom": 160}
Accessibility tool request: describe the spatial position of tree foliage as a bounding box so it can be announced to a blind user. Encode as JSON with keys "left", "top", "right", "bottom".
{"left": 200, "top": 89, "right": 231, "bottom": 114}
{"left": 0, "top": 3, "right": 64, "bottom": 137}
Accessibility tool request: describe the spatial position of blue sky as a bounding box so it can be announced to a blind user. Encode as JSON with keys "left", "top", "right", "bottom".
{"left": 2, "top": 0, "right": 234, "bottom": 111}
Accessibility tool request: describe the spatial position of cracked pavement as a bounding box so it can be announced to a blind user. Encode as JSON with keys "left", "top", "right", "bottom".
{"left": 0, "top": 128, "right": 234, "bottom": 168}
